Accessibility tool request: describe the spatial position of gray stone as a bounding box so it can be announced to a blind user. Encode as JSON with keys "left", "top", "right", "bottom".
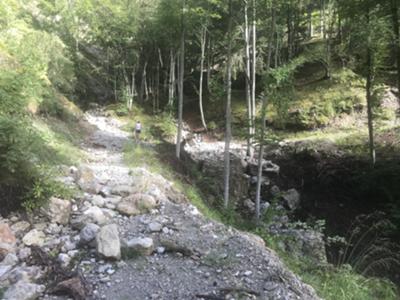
{"left": 22, "top": 229, "right": 46, "bottom": 247}
{"left": 3, "top": 281, "right": 45, "bottom": 300}
{"left": 1, "top": 253, "right": 18, "bottom": 266}
{"left": 10, "top": 221, "right": 30, "bottom": 237}
{"left": 117, "top": 194, "right": 158, "bottom": 216}
{"left": 111, "top": 185, "right": 136, "bottom": 197}
{"left": 282, "top": 189, "right": 300, "bottom": 210}
{"left": 123, "top": 237, "right": 154, "bottom": 256}
{"left": 80, "top": 223, "right": 100, "bottom": 244}
{"left": 83, "top": 206, "right": 109, "bottom": 225}
{"left": 148, "top": 222, "right": 162, "bottom": 232}
{"left": 43, "top": 197, "right": 72, "bottom": 225}
{"left": 17, "top": 248, "right": 31, "bottom": 261}
{"left": 96, "top": 224, "right": 121, "bottom": 260}
{"left": 57, "top": 253, "right": 71, "bottom": 267}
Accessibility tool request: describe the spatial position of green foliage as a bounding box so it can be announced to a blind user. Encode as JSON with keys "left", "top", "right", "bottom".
{"left": 0, "top": 116, "right": 50, "bottom": 213}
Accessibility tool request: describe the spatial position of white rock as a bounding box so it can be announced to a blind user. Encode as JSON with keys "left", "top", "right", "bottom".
{"left": 1, "top": 253, "right": 18, "bottom": 266}
{"left": 3, "top": 281, "right": 45, "bottom": 300}
{"left": 83, "top": 206, "right": 108, "bottom": 225}
{"left": 92, "top": 195, "right": 105, "bottom": 207}
{"left": 10, "top": 221, "right": 30, "bottom": 236}
{"left": 156, "top": 247, "right": 165, "bottom": 254}
{"left": 124, "top": 237, "right": 154, "bottom": 256}
{"left": 44, "top": 197, "right": 72, "bottom": 225}
{"left": 22, "top": 229, "right": 46, "bottom": 246}
{"left": 96, "top": 224, "right": 121, "bottom": 260}
{"left": 148, "top": 222, "right": 162, "bottom": 232}
{"left": 57, "top": 253, "right": 71, "bottom": 267}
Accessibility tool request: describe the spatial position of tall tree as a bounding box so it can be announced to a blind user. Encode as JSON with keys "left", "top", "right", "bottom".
{"left": 176, "top": 0, "right": 186, "bottom": 159}
{"left": 255, "top": 3, "right": 275, "bottom": 220}
{"left": 391, "top": 0, "right": 400, "bottom": 99}
{"left": 223, "top": 0, "right": 233, "bottom": 209}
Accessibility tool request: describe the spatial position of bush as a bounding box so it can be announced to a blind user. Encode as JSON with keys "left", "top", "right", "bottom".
{"left": 0, "top": 116, "right": 55, "bottom": 214}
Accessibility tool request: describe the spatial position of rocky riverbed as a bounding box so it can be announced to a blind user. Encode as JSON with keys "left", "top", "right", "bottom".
{"left": 0, "top": 110, "right": 320, "bottom": 300}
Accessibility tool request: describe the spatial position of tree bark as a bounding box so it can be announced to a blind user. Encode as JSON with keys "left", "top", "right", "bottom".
{"left": 224, "top": 0, "right": 233, "bottom": 209}
{"left": 255, "top": 5, "right": 275, "bottom": 221}
{"left": 199, "top": 25, "right": 207, "bottom": 130}
{"left": 176, "top": 0, "right": 185, "bottom": 159}
{"left": 251, "top": 0, "right": 257, "bottom": 144}
{"left": 244, "top": 0, "right": 253, "bottom": 157}
{"left": 366, "top": 11, "right": 376, "bottom": 166}
{"left": 168, "top": 49, "right": 176, "bottom": 107}
{"left": 391, "top": 0, "right": 400, "bottom": 99}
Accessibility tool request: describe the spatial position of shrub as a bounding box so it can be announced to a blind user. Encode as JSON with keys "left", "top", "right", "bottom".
{"left": 0, "top": 116, "right": 54, "bottom": 214}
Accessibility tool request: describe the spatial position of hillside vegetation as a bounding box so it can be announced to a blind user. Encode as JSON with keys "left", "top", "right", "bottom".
{"left": 1, "top": 0, "right": 400, "bottom": 299}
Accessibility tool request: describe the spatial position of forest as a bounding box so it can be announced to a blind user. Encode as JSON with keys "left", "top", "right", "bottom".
{"left": 1, "top": 0, "right": 400, "bottom": 299}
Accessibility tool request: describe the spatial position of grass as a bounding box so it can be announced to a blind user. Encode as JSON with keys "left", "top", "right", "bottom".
{"left": 122, "top": 130, "right": 399, "bottom": 300}
{"left": 255, "top": 230, "right": 399, "bottom": 300}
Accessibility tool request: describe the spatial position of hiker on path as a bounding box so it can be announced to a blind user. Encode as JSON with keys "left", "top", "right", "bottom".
{"left": 135, "top": 120, "right": 142, "bottom": 142}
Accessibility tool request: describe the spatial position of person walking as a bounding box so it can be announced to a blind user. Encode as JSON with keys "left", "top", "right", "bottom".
{"left": 134, "top": 120, "right": 142, "bottom": 142}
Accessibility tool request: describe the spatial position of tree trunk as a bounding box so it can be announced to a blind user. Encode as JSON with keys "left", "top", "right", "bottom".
{"left": 168, "top": 49, "right": 176, "bottom": 107}
{"left": 207, "top": 36, "right": 212, "bottom": 93}
{"left": 321, "top": 0, "right": 326, "bottom": 39}
{"left": 307, "top": 1, "right": 313, "bottom": 39}
{"left": 366, "top": 11, "right": 376, "bottom": 166}
{"left": 223, "top": 0, "right": 233, "bottom": 209}
{"left": 176, "top": 0, "right": 185, "bottom": 159}
{"left": 244, "top": 0, "right": 253, "bottom": 156}
{"left": 251, "top": 0, "right": 257, "bottom": 143}
{"left": 199, "top": 25, "right": 207, "bottom": 130}
{"left": 391, "top": 0, "right": 400, "bottom": 99}
{"left": 255, "top": 5, "right": 275, "bottom": 221}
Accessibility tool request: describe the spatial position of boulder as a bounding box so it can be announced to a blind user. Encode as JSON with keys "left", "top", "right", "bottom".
{"left": 111, "top": 185, "right": 136, "bottom": 197}
{"left": 148, "top": 222, "right": 162, "bottom": 232}
{"left": 80, "top": 223, "right": 100, "bottom": 245}
{"left": 10, "top": 221, "right": 30, "bottom": 237}
{"left": 0, "top": 224, "right": 16, "bottom": 260}
{"left": 116, "top": 194, "right": 158, "bottom": 216}
{"left": 3, "top": 281, "right": 45, "bottom": 300}
{"left": 22, "top": 229, "right": 46, "bottom": 247}
{"left": 96, "top": 224, "right": 121, "bottom": 260}
{"left": 123, "top": 237, "right": 154, "bottom": 256}
{"left": 43, "top": 197, "right": 72, "bottom": 225}
{"left": 82, "top": 206, "right": 108, "bottom": 225}
{"left": 282, "top": 189, "right": 300, "bottom": 210}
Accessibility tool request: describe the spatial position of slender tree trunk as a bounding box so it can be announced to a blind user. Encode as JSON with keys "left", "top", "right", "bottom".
{"left": 321, "top": 0, "right": 326, "bottom": 39}
{"left": 251, "top": 0, "right": 257, "bottom": 144}
{"left": 391, "top": 0, "right": 400, "bottom": 99}
{"left": 155, "top": 61, "right": 160, "bottom": 113}
{"left": 224, "top": 0, "right": 233, "bottom": 209}
{"left": 366, "top": 11, "right": 376, "bottom": 166}
{"left": 199, "top": 25, "right": 207, "bottom": 130}
{"left": 275, "top": 29, "right": 280, "bottom": 68}
{"left": 168, "top": 49, "right": 176, "bottom": 107}
{"left": 307, "top": 1, "right": 313, "bottom": 39}
{"left": 287, "top": 3, "right": 293, "bottom": 60}
{"left": 176, "top": 0, "right": 185, "bottom": 159}
{"left": 255, "top": 5, "right": 275, "bottom": 221}
{"left": 244, "top": 0, "right": 253, "bottom": 156}
{"left": 207, "top": 37, "right": 212, "bottom": 93}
